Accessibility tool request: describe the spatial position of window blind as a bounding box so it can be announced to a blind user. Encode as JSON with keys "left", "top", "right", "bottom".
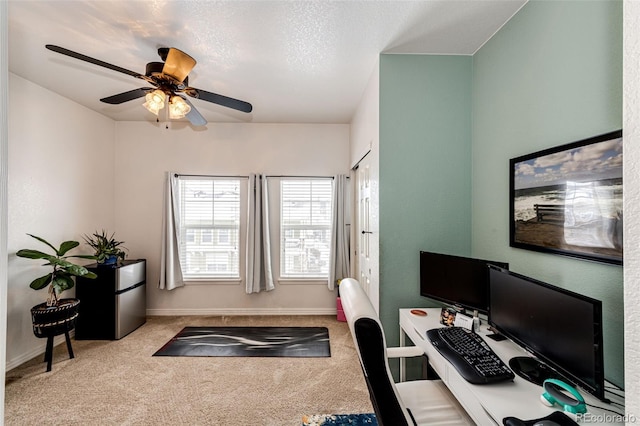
{"left": 178, "top": 178, "right": 241, "bottom": 278}
{"left": 280, "top": 179, "right": 332, "bottom": 278}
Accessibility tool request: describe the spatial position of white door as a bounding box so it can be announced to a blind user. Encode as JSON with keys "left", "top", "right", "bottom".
{"left": 354, "top": 153, "right": 379, "bottom": 312}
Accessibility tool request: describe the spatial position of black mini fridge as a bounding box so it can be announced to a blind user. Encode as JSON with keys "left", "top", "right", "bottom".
{"left": 75, "top": 259, "right": 146, "bottom": 340}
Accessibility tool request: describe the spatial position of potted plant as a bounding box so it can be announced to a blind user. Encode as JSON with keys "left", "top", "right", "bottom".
{"left": 16, "top": 234, "right": 97, "bottom": 371}
{"left": 17, "top": 233, "right": 97, "bottom": 306}
{"left": 83, "top": 230, "right": 127, "bottom": 265}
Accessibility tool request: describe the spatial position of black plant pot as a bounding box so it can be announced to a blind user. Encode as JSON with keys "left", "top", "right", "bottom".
{"left": 30, "top": 298, "right": 80, "bottom": 372}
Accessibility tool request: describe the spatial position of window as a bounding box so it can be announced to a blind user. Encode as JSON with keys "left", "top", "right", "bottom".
{"left": 177, "top": 177, "right": 244, "bottom": 280}
{"left": 174, "top": 174, "right": 332, "bottom": 283}
{"left": 280, "top": 179, "right": 333, "bottom": 279}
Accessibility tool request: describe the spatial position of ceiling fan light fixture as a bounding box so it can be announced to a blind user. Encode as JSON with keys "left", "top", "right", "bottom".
{"left": 169, "top": 96, "right": 191, "bottom": 119}
{"left": 143, "top": 89, "right": 166, "bottom": 115}
{"left": 46, "top": 44, "right": 251, "bottom": 127}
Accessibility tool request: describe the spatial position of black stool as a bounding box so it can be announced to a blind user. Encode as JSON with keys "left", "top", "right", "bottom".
{"left": 30, "top": 298, "right": 80, "bottom": 372}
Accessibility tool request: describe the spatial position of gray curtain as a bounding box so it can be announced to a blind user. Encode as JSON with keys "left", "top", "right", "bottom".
{"left": 329, "top": 174, "right": 351, "bottom": 290}
{"left": 246, "top": 174, "right": 275, "bottom": 293}
{"left": 159, "top": 172, "right": 184, "bottom": 290}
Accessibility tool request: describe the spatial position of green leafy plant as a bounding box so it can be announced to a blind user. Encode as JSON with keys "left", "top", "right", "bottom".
{"left": 83, "top": 230, "right": 127, "bottom": 264}
{"left": 17, "top": 234, "right": 97, "bottom": 306}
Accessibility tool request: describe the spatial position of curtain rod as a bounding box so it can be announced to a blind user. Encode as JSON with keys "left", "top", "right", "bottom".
{"left": 265, "top": 175, "right": 334, "bottom": 179}
{"left": 174, "top": 173, "right": 249, "bottom": 179}
{"left": 175, "top": 174, "right": 344, "bottom": 180}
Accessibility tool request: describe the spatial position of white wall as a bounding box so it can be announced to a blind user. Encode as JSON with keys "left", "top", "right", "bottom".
{"left": 349, "top": 61, "right": 380, "bottom": 311}
{"left": 1, "top": 0, "right": 8, "bottom": 418}
{"left": 6, "top": 73, "right": 116, "bottom": 370}
{"left": 624, "top": 0, "right": 640, "bottom": 417}
{"left": 114, "top": 121, "right": 350, "bottom": 315}
{"left": 350, "top": 60, "right": 379, "bottom": 167}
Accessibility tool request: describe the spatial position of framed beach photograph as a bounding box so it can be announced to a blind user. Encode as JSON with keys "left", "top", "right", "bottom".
{"left": 509, "top": 130, "right": 623, "bottom": 265}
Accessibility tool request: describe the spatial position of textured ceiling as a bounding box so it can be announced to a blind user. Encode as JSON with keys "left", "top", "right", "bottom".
{"left": 8, "top": 0, "right": 526, "bottom": 125}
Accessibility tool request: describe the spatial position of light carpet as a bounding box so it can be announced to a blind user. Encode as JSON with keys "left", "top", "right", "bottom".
{"left": 5, "top": 315, "right": 372, "bottom": 425}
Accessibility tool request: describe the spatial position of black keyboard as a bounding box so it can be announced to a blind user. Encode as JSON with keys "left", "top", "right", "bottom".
{"left": 427, "top": 327, "right": 515, "bottom": 384}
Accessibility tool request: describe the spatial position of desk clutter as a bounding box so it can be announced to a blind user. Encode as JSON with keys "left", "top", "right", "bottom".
{"left": 439, "top": 307, "right": 474, "bottom": 330}
{"left": 400, "top": 308, "right": 626, "bottom": 425}
{"left": 421, "top": 252, "right": 609, "bottom": 401}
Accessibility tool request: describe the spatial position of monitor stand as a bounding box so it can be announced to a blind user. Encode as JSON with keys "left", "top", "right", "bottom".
{"left": 508, "top": 356, "right": 573, "bottom": 387}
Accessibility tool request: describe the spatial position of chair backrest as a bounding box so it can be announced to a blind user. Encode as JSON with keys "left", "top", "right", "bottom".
{"left": 339, "top": 278, "right": 413, "bottom": 426}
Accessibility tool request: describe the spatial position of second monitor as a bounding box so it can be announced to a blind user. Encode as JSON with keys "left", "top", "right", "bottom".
{"left": 420, "top": 251, "right": 508, "bottom": 314}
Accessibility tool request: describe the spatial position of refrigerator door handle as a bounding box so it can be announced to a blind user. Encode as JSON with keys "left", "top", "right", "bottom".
{"left": 115, "top": 280, "right": 145, "bottom": 295}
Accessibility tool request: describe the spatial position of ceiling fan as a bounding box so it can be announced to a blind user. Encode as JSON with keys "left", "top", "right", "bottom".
{"left": 45, "top": 44, "right": 253, "bottom": 127}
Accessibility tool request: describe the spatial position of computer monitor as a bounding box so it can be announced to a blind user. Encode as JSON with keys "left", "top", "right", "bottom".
{"left": 488, "top": 265, "right": 605, "bottom": 401}
{"left": 420, "top": 251, "right": 509, "bottom": 314}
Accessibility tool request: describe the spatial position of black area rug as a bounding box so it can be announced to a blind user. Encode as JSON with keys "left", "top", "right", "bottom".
{"left": 153, "top": 326, "right": 331, "bottom": 358}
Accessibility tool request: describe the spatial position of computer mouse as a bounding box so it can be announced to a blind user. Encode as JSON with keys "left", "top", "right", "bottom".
{"left": 503, "top": 418, "right": 526, "bottom": 426}
{"left": 532, "top": 421, "right": 560, "bottom": 426}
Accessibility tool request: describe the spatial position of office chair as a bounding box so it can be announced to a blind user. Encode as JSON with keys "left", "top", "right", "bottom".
{"left": 339, "top": 278, "right": 473, "bottom": 426}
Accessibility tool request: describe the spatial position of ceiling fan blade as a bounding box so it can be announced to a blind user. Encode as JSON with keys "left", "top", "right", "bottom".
{"left": 46, "top": 44, "right": 144, "bottom": 79}
{"left": 100, "top": 88, "right": 153, "bottom": 104}
{"left": 162, "top": 48, "right": 196, "bottom": 83}
{"left": 180, "top": 96, "right": 207, "bottom": 127}
{"left": 186, "top": 87, "right": 253, "bottom": 113}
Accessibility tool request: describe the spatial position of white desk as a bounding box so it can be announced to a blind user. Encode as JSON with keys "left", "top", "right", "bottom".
{"left": 399, "top": 308, "right": 626, "bottom": 425}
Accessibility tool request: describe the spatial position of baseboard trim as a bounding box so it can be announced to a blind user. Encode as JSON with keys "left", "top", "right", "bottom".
{"left": 146, "top": 308, "right": 337, "bottom": 316}
{"left": 6, "top": 331, "right": 73, "bottom": 372}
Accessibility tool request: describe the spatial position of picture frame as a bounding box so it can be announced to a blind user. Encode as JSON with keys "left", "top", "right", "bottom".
{"left": 509, "top": 130, "right": 623, "bottom": 265}
{"left": 440, "top": 307, "right": 457, "bottom": 327}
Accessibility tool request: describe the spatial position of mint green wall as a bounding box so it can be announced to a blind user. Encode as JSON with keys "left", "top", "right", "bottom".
{"left": 377, "top": 1, "right": 623, "bottom": 386}
{"left": 471, "top": 0, "right": 623, "bottom": 386}
{"left": 379, "top": 55, "right": 472, "bottom": 364}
